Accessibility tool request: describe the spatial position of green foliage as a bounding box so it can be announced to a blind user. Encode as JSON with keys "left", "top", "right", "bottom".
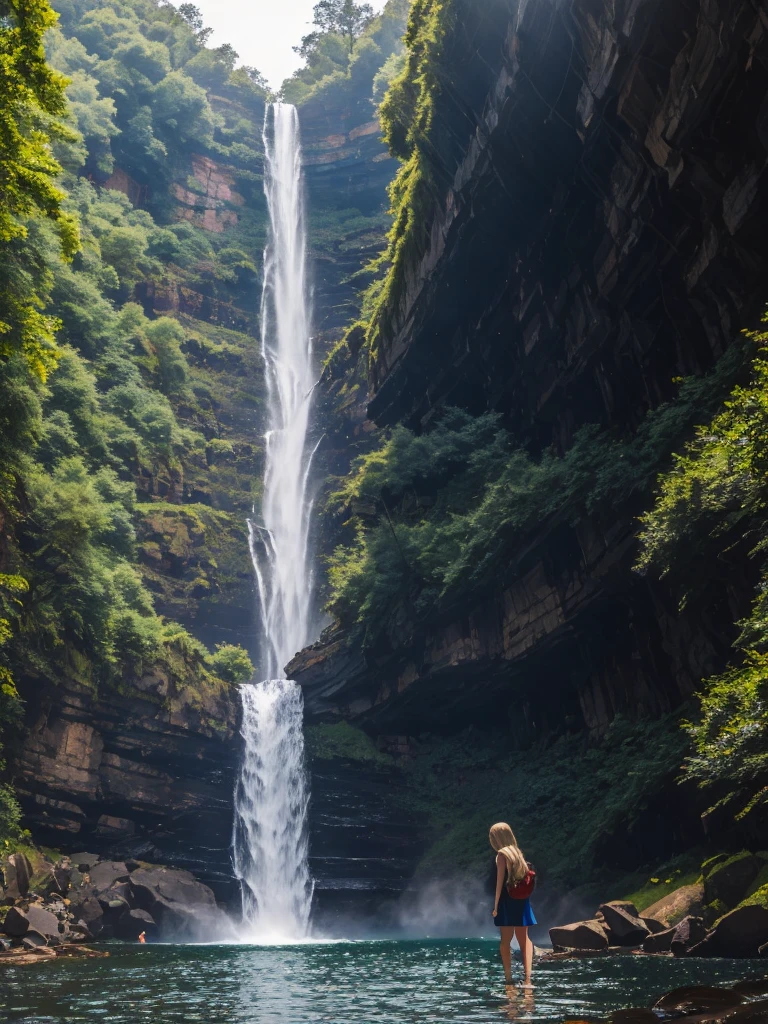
{"left": 306, "top": 721, "right": 391, "bottom": 763}
{"left": 0, "top": 782, "right": 23, "bottom": 845}
{"left": 363, "top": 0, "right": 456, "bottom": 361}
{"left": 311, "top": 1, "right": 374, "bottom": 52}
{"left": 622, "top": 862, "right": 703, "bottom": 913}
{"left": 0, "top": 0, "right": 275, "bottom": 838}
{"left": 44, "top": 0, "right": 270, "bottom": 204}
{"left": 638, "top": 322, "right": 768, "bottom": 829}
{"left": 0, "top": 0, "right": 80, "bottom": 380}
{"left": 208, "top": 643, "right": 253, "bottom": 684}
{"left": 326, "top": 349, "right": 743, "bottom": 644}
{"left": 284, "top": 0, "right": 408, "bottom": 110}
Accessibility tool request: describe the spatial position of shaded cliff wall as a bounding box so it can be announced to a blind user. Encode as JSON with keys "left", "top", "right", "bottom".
{"left": 302, "top": 101, "right": 398, "bottom": 338}
{"left": 292, "top": 0, "right": 768, "bottom": 753}
{"left": 15, "top": 674, "right": 240, "bottom": 904}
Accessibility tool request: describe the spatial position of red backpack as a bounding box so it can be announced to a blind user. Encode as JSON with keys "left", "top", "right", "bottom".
{"left": 507, "top": 865, "right": 536, "bottom": 900}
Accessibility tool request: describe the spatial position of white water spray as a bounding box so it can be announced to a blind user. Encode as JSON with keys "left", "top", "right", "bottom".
{"left": 232, "top": 103, "right": 315, "bottom": 941}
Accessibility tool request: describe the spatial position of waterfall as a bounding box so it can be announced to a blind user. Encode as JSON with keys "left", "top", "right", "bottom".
{"left": 232, "top": 102, "right": 315, "bottom": 941}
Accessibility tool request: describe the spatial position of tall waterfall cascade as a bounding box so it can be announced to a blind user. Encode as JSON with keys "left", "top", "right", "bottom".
{"left": 232, "top": 103, "right": 315, "bottom": 942}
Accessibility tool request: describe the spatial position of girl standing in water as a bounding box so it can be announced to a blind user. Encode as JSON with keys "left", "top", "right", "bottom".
{"left": 490, "top": 822, "right": 536, "bottom": 989}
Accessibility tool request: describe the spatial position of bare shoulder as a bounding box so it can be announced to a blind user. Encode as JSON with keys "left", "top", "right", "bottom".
{"left": 495, "top": 852, "right": 505, "bottom": 865}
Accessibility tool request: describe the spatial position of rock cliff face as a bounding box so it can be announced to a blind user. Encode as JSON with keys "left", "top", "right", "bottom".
{"left": 12, "top": 676, "right": 240, "bottom": 905}
{"left": 291, "top": 0, "right": 768, "bottom": 751}
{"left": 301, "top": 99, "right": 398, "bottom": 336}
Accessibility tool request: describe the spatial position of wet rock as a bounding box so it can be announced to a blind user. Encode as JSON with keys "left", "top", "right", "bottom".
{"left": 549, "top": 918, "right": 609, "bottom": 951}
{"left": 689, "top": 904, "right": 768, "bottom": 958}
{"left": 89, "top": 861, "right": 130, "bottom": 892}
{"left": 642, "top": 884, "right": 705, "bottom": 929}
{"left": 653, "top": 985, "right": 744, "bottom": 1015}
{"left": 642, "top": 924, "right": 675, "bottom": 953}
{"left": 704, "top": 853, "right": 763, "bottom": 909}
{"left": 70, "top": 853, "right": 99, "bottom": 872}
{"left": 70, "top": 921, "right": 93, "bottom": 942}
{"left": 723, "top": 1002, "right": 768, "bottom": 1023}
{"left": 2, "top": 853, "right": 32, "bottom": 899}
{"left": 2, "top": 906, "right": 30, "bottom": 937}
{"left": 116, "top": 908, "right": 157, "bottom": 941}
{"left": 640, "top": 916, "right": 666, "bottom": 934}
{"left": 25, "top": 905, "right": 62, "bottom": 943}
{"left": 72, "top": 897, "right": 104, "bottom": 937}
{"left": 22, "top": 930, "right": 49, "bottom": 950}
{"left": 599, "top": 903, "right": 649, "bottom": 946}
{"left": 670, "top": 915, "right": 707, "bottom": 956}
{"left": 29, "top": 862, "right": 70, "bottom": 898}
{"left": 129, "top": 866, "right": 218, "bottom": 937}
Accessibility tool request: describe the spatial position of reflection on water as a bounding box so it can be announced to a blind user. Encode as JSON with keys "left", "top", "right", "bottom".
{"left": 0, "top": 940, "right": 762, "bottom": 1024}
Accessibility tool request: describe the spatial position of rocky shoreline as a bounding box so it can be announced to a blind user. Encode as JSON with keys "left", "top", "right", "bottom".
{"left": 549, "top": 852, "right": 768, "bottom": 960}
{"left": 0, "top": 847, "right": 227, "bottom": 961}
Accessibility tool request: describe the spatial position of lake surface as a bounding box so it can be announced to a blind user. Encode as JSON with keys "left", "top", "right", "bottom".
{"left": 1, "top": 940, "right": 762, "bottom": 1024}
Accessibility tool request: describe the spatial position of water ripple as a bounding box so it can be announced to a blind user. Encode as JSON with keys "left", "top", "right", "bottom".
{"left": 1, "top": 940, "right": 761, "bottom": 1024}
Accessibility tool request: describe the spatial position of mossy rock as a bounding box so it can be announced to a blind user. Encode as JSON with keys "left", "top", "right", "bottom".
{"left": 704, "top": 851, "right": 763, "bottom": 909}
{"left": 703, "top": 898, "right": 729, "bottom": 927}
{"left": 729, "top": 882, "right": 768, "bottom": 914}
{"left": 701, "top": 853, "right": 729, "bottom": 877}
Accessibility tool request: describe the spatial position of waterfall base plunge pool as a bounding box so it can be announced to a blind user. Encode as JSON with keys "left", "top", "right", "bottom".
{"left": 2, "top": 939, "right": 763, "bottom": 1024}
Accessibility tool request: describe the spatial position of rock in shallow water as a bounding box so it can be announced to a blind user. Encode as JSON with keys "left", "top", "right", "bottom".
{"left": 689, "top": 904, "right": 768, "bottom": 958}
{"left": 599, "top": 903, "right": 650, "bottom": 946}
{"left": 550, "top": 918, "right": 609, "bottom": 950}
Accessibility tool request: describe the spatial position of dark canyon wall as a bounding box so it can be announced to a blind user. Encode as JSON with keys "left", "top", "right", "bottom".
{"left": 292, "top": 0, "right": 768, "bottom": 757}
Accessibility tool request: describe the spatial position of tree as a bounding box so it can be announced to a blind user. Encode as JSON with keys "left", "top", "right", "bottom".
{"left": 312, "top": 0, "right": 374, "bottom": 52}
{"left": 177, "top": 3, "right": 203, "bottom": 31}
{"left": 0, "top": 0, "right": 80, "bottom": 380}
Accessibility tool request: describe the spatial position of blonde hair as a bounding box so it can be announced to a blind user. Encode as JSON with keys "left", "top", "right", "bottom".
{"left": 489, "top": 822, "right": 528, "bottom": 884}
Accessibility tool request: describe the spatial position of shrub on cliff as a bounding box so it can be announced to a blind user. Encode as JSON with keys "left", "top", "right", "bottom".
{"left": 638, "top": 319, "right": 768, "bottom": 834}
{"left": 325, "top": 346, "right": 744, "bottom": 645}
{"left": 208, "top": 643, "right": 254, "bottom": 685}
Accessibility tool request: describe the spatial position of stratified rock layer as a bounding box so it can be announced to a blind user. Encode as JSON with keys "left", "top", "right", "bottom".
{"left": 291, "top": 0, "right": 768, "bottom": 773}
{"left": 12, "top": 678, "right": 239, "bottom": 904}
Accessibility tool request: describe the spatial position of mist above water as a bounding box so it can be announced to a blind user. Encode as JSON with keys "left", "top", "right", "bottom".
{"left": 232, "top": 102, "right": 315, "bottom": 942}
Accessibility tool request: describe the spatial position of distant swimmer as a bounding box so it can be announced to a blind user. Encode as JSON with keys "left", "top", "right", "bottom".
{"left": 138, "top": 931, "right": 146, "bottom": 944}
{"left": 490, "top": 822, "right": 536, "bottom": 991}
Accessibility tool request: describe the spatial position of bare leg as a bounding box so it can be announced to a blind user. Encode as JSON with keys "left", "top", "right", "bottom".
{"left": 513, "top": 926, "right": 533, "bottom": 986}
{"left": 499, "top": 926, "right": 514, "bottom": 984}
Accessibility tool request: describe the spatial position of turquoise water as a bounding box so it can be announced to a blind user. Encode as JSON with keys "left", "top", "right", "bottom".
{"left": 0, "top": 940, "right": 761, "bottom": 1023}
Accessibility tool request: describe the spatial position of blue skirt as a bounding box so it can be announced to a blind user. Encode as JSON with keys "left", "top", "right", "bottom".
{"left": 494, "top": 891, "right": 537, "bottom": 927}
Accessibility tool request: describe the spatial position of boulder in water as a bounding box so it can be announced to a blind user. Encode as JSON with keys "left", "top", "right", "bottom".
{"left": 688, "top": 904, "right": 768, "bottom": 958}
{"left": 599, "top": 902, "right": 650, "bottom": 946}
{"left": 22, "top": 930, "right": 50, "bottom": 950}
{"left": 25, "top": 905, "right": 62, "bottom": 943}
{"left": 549, "top": 918, "right": 609, "bottom": 951}
{"left": 2, "top": 905, "right": 30, "bottom": 937}
{"left": 642, "top": 924, "right": 675, "bottom": 953}
{"left": 670, "top": 914, "right": 707, "bottom": 956}
{"left": 129, "top": 866, "right": 218, "bottom": 937}
{"left": 703, "top": 852, "right": 763, "bottom": 909}
{"left": 72, "top": 896, "right": 104, "bottom": 937}
{"left": 641, "top": 916, "right": 666, "bottom": 934}
{"left": 653, "top": 985, "right": 744, "bottom": 1015}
